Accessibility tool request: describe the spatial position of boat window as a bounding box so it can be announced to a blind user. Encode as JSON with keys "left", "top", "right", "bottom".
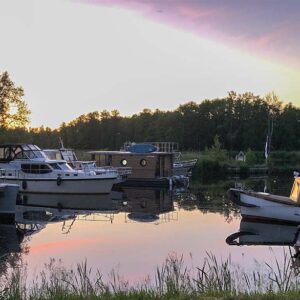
{"left": 21, "top": 150, "right": 47, "bottom": 159}
{"left": 49, "top": 163, "right": 61, "bottom": 170}
{"left": 44, "top": 150, "right": 60, "bottom": 160}
{"left": 21, "top": 164, "right": 31, "bottom": 173}
{"left": 61, "top": 150, "right": 77, "bottom": 162}
{"left": 58, "top": 162, "right": 73, "bottom": 171}
{"left": 15, "top": 150, "right": 26, "bottom": 159}
{"left": 140, "top": 159, "right": 147, "bottom": 167}
{"left": 39, "top": 164, "right": 52, "bottom": 174}
{"left": 120, "top": 159, "right": 128, "bottom": 166}
{"left": 22, "top": 145, "right": 30, "bottom": 151}
{"left": 29, "top": 145, "right": 41, "bottom": 151}
{"left": 21, "top": 164, "right": 52, "bottom": 174}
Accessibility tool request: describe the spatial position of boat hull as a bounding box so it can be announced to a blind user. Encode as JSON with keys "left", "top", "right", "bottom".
{"left": 1, "top": 178, "right": 115, "bottom": 194}
{"left": 228, "top": 188, "right": 300, "bottom": 224}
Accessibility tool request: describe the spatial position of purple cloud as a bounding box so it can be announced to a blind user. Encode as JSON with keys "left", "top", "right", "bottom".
{"left": 77, "top": 0, "right": 300, "bottom": 66}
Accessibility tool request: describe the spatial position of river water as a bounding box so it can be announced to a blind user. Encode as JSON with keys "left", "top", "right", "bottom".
{"left": 0, "top": 175, "right": 296, "bottom": 284}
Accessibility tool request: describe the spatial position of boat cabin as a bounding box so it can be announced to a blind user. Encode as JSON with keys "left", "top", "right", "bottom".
{"left": 90, "top": 150, "right": 174, "bottom": 182}
{"left": 43, "top": 148, "right": 78, "bottom": 163}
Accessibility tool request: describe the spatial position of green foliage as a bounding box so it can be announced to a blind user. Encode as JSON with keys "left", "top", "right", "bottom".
{"left": 1, "top": 90, "right": 300, "bottom": 153}
{"left": 0, "top": 71, "right": 30, "bottom": 128}
{"left": 205, "top": 135, "right": 228, "bottom": 162}
{"left": 2, "top": 252, "right": 300, "bottom": 299}
{"left": 245, "top": 149, "right": 257, "bottom": 166}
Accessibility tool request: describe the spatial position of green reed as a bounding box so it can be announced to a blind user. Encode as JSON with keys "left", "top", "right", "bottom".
{"left": 2, "top": 250, "right": 300, "bottom": 299}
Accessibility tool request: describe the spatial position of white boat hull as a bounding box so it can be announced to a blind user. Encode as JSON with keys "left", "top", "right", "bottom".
{"left": 240, "top": 194, "right": 300, "bottom": 223}
{"left": 228, "top": 188, "right": 300, "bottom": 224}
{"left": 1, "top": 178, "right": 115, "bottom": 194}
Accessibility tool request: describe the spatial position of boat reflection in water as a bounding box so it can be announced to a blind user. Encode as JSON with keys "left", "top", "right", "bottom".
{"left": 0, "top": 186, "right": 182, "bottom": 274}
{"left": 226, "top": 219, "right": 298, "bottom": 246}
{"left": 226, "top": 218, "right": 300, "bottom": 272}
{"left": 13, "top": 186, "right": 178, "bottom": 232}
{"left": 121, "top": 187, "right": 176, "bottom": 224}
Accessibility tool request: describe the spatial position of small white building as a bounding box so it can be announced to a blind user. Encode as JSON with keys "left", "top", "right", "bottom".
{"left": 235, "top": 151, "right": 246, "bottom": 162}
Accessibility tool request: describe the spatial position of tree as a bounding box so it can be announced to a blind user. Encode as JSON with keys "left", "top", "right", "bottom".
{"left": 0, "top": 71, "right": 30, "bottom": 128}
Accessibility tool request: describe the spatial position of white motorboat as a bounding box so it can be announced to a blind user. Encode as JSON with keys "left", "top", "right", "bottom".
{"left": 0, "top": 144, "right": 118, "bottom": 194}
{"left": 43, "top": 147, "right": 132, "bottom": 183}
{"left": 227, "top": 176, "right": 300, "bottom": 223}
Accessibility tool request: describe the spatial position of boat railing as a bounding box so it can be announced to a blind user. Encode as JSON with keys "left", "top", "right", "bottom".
{"left": 0, "top": 167, "right": 115, "bottom": 179}
{"left": 115, "top": 167, "right": 132, "bottom": 176}
{"left": 0, "top": 168, "right": 21, "bottom": 178}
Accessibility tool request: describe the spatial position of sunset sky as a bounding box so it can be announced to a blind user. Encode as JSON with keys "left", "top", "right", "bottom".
{"left": 0, "top": 0, "right": 299, "bottom": 128}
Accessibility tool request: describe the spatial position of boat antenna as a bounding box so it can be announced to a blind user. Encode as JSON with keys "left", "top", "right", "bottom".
{"left": 59, "top": 137, "right": 65, "bottom": 149}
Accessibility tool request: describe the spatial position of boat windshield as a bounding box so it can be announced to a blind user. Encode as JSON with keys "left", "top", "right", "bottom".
{"left": 48, "top": 162, "right": 73, "bottom": 171}
{"left": 61, "top": 150, "right": 77, "bottom": 162}
{"left": 58, "top": 162, "right": 73, "bottom": 171}
{"left": 21, "top": 150, "right": 48, "bottom": 159}
{"left": 0, "top": 144, "right": 48, "bottom": 161}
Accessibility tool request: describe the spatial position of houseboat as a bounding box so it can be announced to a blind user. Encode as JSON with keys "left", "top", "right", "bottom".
{"left": 89, "top": 142, "right": 190, "bottom": 187}
{"left": 123, "top": 142, "right": 197, "bottom": 177}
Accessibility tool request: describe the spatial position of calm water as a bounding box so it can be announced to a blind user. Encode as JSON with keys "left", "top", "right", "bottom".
{"left": 0, "top": 175, "right": 296, "bottom": 283}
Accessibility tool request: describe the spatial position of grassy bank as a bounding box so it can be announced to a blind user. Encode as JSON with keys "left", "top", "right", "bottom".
{"left": 2, "top": 252, "right": 300, "bottom": 299}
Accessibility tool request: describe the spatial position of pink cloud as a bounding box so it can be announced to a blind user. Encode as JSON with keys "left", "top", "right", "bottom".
{"left": 75, "top": 0, "right": 300, "bottom": 66}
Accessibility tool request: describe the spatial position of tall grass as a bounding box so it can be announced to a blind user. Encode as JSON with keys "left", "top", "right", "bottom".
{"left": 1, "top": 251, "right": 300, "bottom": 299}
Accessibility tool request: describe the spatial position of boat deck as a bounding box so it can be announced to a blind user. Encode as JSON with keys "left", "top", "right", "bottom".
{"left": 244, "top": 190, "right": 298, "bottom": 206}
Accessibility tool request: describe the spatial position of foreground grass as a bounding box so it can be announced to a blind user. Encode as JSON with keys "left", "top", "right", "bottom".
{"left": 2, "top": 252, "right": 300, "bottom": 299}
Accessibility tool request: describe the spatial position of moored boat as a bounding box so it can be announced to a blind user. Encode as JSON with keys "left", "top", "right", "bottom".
{"left": 0, "top": 144, "right": 118, "bottom": 194}
{"left": 227, "top": 176, "right": 300, "bottom": 224}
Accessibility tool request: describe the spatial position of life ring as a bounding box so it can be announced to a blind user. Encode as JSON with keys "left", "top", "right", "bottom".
{"left": 56, "top": 176, "right": 62, "bottom": 186}
{"left": 22, "top": 180, "right": 27, "bottom": 190}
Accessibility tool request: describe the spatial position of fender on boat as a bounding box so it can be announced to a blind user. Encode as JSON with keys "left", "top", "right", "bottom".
{"left": 22, "top": 180, "right": 27, "bottom": 190}
{"left": 227, "top": 188, "right": 258, "bottom": 207}
{"left": 56, "top": 176, "right": 62, "bottom": 186}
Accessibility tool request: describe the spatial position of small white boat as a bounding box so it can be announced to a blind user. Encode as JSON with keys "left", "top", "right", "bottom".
{"left": 0, "top": 144, "right": 118, "bottom": 194}
{"left": 227, "top": 176, "right": 300, "bottom": 224}
{"left": 0, "top": 183, "right": 19, "bottom": 221}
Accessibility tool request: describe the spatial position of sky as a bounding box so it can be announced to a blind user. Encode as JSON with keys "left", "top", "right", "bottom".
{"left": 0, "top": 0, "right": 299, "bottom": 128}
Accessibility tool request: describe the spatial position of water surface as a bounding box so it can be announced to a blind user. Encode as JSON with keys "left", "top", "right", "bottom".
{"left": 0, "top": 175, "right": 296, "bottom": 284}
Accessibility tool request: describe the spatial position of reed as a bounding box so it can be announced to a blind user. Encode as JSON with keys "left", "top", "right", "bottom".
{"left": 1, "top": 251, "right": 300, "bottom": 299}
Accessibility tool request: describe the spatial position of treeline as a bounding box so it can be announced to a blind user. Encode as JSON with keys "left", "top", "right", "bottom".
{"left": 1, "top": 91, "right": 299, "bottom": 151}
